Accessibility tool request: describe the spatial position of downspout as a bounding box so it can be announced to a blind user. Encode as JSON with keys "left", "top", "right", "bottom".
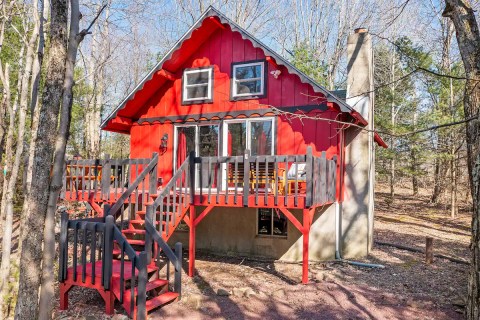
{"left": 334, "top": 125, "right": 384, "bottom": 269}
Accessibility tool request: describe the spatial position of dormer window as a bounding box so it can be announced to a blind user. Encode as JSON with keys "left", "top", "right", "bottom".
{"left": 182, "top": 66, "right": 213, "bottom": 105}
{"left": 231, "top": 61, "right": 266, "bottom": 100}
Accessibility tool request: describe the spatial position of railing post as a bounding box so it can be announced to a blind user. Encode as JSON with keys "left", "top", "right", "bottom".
{"left": 103, "top": 215, "right": 114, "bottom": 290}
{"left": 243, "top": 149, "right": 250, "bottom": 207}
{"left": 174, "top": 242, "right": 182, "bottom": 299}
{"left": 332, "top": 155, "right": 338, "bottom": 202}
{"left": 145, "top": 205, "right": 154, "bottom": 264}
{"left": 102, "top": 154, "right": 111, "bottom": 200}
{"left": 189, "top": 151, "right": 196, "bottom": 204}
{"left": 136, "top": 252, "right": 148, "bottom": 320}
{"left": 103, "top": 203, "right": 111, "bottom": 219}
{"left": 305, "top": 147, "right": 313, "bottom": 207}
{"left": 58, "top": 210, "right": 69, "bottom": 282}
{"left": 149, "top": 153, "right": 158, "bottom": 195}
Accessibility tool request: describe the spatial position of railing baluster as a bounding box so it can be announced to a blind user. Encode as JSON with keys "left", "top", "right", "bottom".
{"left": 72, "top": 222, "right": 79, "bottom": 282}
{"left": 130, "top": 256, "right": 136, "bottom": 314}
{"left": 58, "top": 211, "right": 68, "bottom": 282}
{"left": 284, "top": 157, "right": 288, "bottom": 207}
{"left": 137, "top": 253, "right": 148, "bottom": 319}
{"left": 166, "top": 190, "right": 170, "bottom": 236}
{"left": 305, "top": 147, "right": 313, "bottom": 207}
{"left": 264, "top": 160, "right": 269, "bottom": 205}
{"left": 255, "top": 157, "right": 259, "bottom": 206}
{"left": 274, "top": 157, "right": 279, "bottom": 206}
{"left": 216, "top": 159, "right": 221, "bottom": 204}
{"left": 243, "top": 150, "right": 250, "bottom": 207}
{"left": 234, "top": 158, "right": 238, "bottom": 205}
{"left": 225, "top": 159, "right": 229, "bottom": 205}
{"left": 135, "top": 164, "right": 139, "bottom": 213}
{"left": 90, "top": 223, "right": 96, "bottom": 284}
{"left": 320, "top": 152, "right": 326, "bottom": 204}
{"left": 207, "top": 157, "right": 212, "bottom": 204}
{"left": 294, "top": 159, "right": 299, "bottom": 207}
{"left": 120, "top": 241, "right": 125, "bottom": 304}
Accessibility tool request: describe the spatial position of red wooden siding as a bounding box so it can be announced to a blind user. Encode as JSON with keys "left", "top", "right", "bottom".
{"left": 129, "top": 21, "right": 342, "bottom": 182}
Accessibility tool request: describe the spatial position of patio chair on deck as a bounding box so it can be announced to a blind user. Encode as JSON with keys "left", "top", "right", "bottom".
{"left": 278, "top": 163, "right": 307, "bottom": 195}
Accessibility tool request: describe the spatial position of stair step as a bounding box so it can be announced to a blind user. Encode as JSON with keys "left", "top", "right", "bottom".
{"left": 115, "top": 239, "right": 145, "bottom": 246}
{"left": 137, "top": 210, "right": 175, "bottom": 216}
{"left": 111, "top": 262, "right": 158, "bottom": 281}
{"left": 112, "top": 248, "right": 143, "bottom": 256}
{"left": 145, "top": 291, "right": 179, "bottom": 312}
{"left": 122, "top": 229, "right": 146, "bottom": 235}
{"left": 124, "top": 279, "right": 168, "bottom": 298}
{"left": 130, "top": 219, "right": 165, "bottom": 225}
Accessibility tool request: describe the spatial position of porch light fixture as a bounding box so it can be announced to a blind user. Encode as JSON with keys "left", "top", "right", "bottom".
{"left": 160, "top": 133, "right": 168, "bottom": 154}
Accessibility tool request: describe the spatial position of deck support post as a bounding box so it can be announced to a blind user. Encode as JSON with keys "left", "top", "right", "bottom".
{"left": 302, "top": 208, "right": 310, "bottom": 284}
{"left": 188, "top": 204, "right": 196, "bottom": 277}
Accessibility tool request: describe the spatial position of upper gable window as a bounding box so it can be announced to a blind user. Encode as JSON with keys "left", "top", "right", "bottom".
{"left": 182, "top": 66, "right": 213, "bottom": 105}
{"left": 231, "top": 61, "right": 266, "bottom": 99}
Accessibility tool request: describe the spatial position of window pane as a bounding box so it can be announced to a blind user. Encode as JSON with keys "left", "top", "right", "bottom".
{"left": 235, "top": 65, "right": 262, "bottom": 80}
{"left": 199, "top": 126, "right": 219, "bottom": 157}
{"left": 236, "top": 80, "right": 262, "bottom": 95}
{"left": 199, "top": 125, "right": 219, "bottom": 188}
{"left": 227, "top": 122, "right": 246, "bottom": 156}
{"left": 176, "top": 127, "right": 196, "bottom": 169}
{"left": 250, "top": 121, "right": 272, "bottom": 156}
{"left": 273, "top": 210, "right": 287, "bottom": 236}
{"left": 186, "top": 86, "right": 209, "bottom": 99}
{"left": 258, "top": 208, "right": 272, "bottom": 235}
{"left": 186, "top": 70, "right": 210, "bottom": 85}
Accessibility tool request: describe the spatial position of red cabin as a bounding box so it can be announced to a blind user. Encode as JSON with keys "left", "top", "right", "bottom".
{"left": 58, "top": 6, "right": 386, "bottom": 319}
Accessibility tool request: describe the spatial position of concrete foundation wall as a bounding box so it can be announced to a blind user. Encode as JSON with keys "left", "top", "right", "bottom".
{"left": 168, "top": 205, "right": 336, "bottom": 262}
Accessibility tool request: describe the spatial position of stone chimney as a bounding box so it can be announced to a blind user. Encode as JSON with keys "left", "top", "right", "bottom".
{"left": 341, "top": 28, "right": 375, "bottom": 258}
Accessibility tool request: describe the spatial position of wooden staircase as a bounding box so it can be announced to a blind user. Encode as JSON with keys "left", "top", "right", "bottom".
{"left": 59, "top": 153, "right": 184, "bottom": 320}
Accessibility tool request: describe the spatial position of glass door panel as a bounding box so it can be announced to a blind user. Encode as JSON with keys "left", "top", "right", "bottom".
{"left": 226, "top": 122, "right": 247, "bottom": 156}
{"left": 199, "top": 125, "right": 219, "bottom": 188}
{"left": 176, "top": 126, "right": 195, "bottom": 169}
{"left": 250, "top": 120, "right": 273, "bottom": 156}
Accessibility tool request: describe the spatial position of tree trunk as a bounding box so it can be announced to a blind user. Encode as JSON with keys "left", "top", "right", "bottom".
{"left": 443, "top": 1, "right": 480, "bottom": 319}
{"left": 38, "top": 0, "right": 82, "bottom": 317}
{"left": 14, "top": 0, "right": 68, "bottom": 318}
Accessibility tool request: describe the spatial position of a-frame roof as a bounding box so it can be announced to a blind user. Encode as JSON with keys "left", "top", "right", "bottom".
{"left": 101, "top": 6, "right": 368, "bottom": 130}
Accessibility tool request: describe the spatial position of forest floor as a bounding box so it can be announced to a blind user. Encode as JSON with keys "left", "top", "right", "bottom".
{"left": 53, "top": 185, "right": 470, "bottom": 320}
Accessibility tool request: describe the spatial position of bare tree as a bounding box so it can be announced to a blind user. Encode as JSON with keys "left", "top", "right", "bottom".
{"left": 14, "top": 0, "right": 68, "bottom": 317}
{"left": 442, "top": 1, "right": 480, "bottom": 319}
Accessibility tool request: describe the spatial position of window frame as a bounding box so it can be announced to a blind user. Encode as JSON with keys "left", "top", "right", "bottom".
{"left": 256, "top": 208, "right": 288, "bottom": 238}
{"left": 182, "top": 66, "right": 214, "bottom": 105}
{"left": 230, "top": 60, "right": 267, "bottom": 100}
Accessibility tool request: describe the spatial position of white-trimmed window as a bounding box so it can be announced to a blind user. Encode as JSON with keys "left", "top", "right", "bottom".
{"left": 182, "top": 67, "right": 213, "bottom": 104}
{"left": 232, "top": 61, "right": 265, "bottom": 99}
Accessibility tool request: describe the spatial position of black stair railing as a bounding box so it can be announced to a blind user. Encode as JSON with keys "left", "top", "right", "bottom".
{"left": 58, "top": 211, "right": 106, "bottom": 285}
{"left": 106, "top": 152, "right": 158, "bottom": 231}
{"left": 144, "top": 211, "right": 182, "bottom": 299}
{"left": 103, "top": 215, "right": 148, "bottom": 319}
{"left": 149, "top": 154, "right": 191, "bottom": 239}
{"left": 58, "top": 213, "right": 148, "bottom": 320}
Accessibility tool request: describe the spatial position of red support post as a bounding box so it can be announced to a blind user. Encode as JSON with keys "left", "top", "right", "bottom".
{"left": 188, "top": 204, "right": 196, "bottom": 277}
{"left": 59, "top": 283, "right": 72, "bottom": 310}
{"left": 302, "top": 208, "right": 310, "bottom": 284}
